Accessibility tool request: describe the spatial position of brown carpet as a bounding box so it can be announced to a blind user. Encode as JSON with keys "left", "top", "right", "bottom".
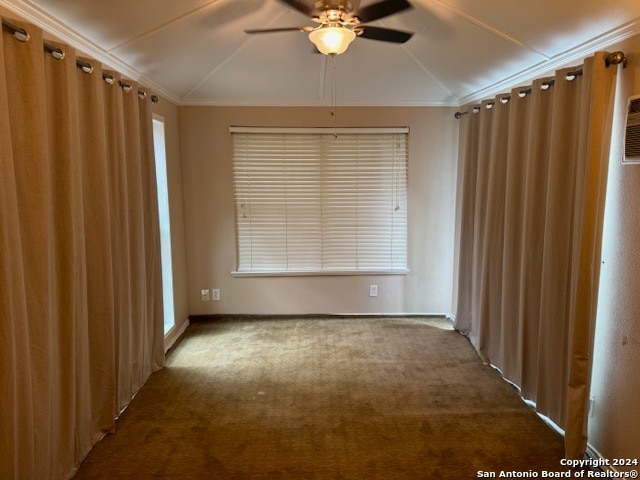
{"left": 72, "top": 316, "right": 566, "bottom": 479}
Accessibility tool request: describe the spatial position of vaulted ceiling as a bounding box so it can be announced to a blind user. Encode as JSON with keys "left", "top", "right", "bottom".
{"left": 2, "top": 0, "right": 640, "bottom": 106}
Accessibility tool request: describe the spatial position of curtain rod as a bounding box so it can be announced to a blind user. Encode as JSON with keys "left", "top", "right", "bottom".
{"left": 2, "top": 18, "right": 29, "bottom": 41}
{"left": 454, "top": 51, "right": 626, "bottom": 119}
{"left": 2, "top": 18, "right": 159, "bottom": 104}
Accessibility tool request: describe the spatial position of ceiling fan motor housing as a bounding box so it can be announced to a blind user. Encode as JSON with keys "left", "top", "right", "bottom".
{"left": 245, "top": 0, "right": 414, "bottom": 52}
{"left": 314, "top": 1, "right": 356, "bottom": 14}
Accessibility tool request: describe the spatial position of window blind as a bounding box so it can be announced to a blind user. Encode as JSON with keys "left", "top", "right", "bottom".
{"left": 231, "top": 127, "right": 408, "bottom": 275}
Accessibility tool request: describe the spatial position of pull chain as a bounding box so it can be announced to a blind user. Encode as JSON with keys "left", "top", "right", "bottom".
{"left": 330, "top": 53, "right": 337, "bottom": 138}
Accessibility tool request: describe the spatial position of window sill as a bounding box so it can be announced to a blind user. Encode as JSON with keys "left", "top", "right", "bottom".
{"left": 230, "top": 270, "right": 410, "bottom": 278}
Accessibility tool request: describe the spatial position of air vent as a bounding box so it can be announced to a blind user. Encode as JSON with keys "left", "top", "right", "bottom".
{"left": 624, "top": 96, "right": 640, "bottom": 162}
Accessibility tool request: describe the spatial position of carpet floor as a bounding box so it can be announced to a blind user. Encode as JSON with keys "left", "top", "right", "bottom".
{"left": 72, "top": 316, "right": 567, "bottom": 479}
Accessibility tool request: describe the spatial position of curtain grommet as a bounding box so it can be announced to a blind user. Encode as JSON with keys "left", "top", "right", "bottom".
{"left": 119, "top": 81, "right": 133, "bottom": 93}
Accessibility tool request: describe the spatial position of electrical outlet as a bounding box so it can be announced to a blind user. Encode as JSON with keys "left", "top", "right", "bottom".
{"left": 369, "top": 284, "right": 378, "bottom": 297}
{"left": 201, "top": 289, "right": 210, "bottom": 302}
{"left": 211, "top": 288, "right": 221, "bottom": 301}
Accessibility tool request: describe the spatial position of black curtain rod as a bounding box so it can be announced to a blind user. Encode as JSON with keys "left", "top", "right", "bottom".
{"left": 454, "top": 52, "right": 625, "bottom": 119}
{"left": 2, "top": 18, "right": 159, "bottom": 103}
{"left": 3, "top": 18, "right": 98, "bottom": 74}
{"left": 2, "top": 18, "right": 29, "bottom": 41}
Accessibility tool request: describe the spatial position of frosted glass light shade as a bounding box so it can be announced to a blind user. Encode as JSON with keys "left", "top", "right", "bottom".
{"left": 309, "top": 26, "right": 356, "bottom": 55}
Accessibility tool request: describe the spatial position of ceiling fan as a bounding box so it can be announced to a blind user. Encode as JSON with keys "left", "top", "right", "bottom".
{"left": 245, "top": 0, "right": 414, "bottom": 55}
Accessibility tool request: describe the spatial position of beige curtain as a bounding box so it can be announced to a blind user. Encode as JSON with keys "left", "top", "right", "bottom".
{"left": 0, "top": 19, "right": 164, "bottom": 479}
{"left": 455, "top": 52, "right": 619, "bottom": 458}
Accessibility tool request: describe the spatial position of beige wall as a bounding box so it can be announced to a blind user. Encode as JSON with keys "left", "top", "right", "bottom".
{"left": 179, "top": 106, "right": 458, "bottom": 315}
{"left": 590, "top": 35, "right": 640, "bottom": 466}
{"left": 152, "top": 97, "right": 190, "bottom": 347}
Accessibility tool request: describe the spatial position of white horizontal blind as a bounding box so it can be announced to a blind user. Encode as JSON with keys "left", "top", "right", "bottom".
{"left": 232, "top": 127, "right": 408, "bottom": 274}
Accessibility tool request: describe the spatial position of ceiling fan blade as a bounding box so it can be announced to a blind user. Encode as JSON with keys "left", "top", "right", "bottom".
{"left": 277, "top": 0, "right": 317, "bottom": 18}
{"left": 245, "top": 26, "right": 314, "bottom": 34}
{"left": 355, "top": 25, "right": 413, "bottom": 43}
{"left": 353, "top": 0, "right": 412, "bottom": 23}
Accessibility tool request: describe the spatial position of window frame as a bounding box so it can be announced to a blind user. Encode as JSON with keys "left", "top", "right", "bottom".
{"left": 230, "top": 126, "right": 410, "bottom": 277}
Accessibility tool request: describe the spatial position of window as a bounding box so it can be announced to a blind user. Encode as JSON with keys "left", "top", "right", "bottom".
{"left": 152, "top": 115, "right": 176, "bottom": 334}
{"left": 231, "top": 127, "right": 408, "bottom": 275}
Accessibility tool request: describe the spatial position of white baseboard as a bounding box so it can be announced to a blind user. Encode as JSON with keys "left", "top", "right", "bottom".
{"left": 164, "top": 319, "right": 189, "bottom": 353}
{"left": 585, "top": 443, "right": 617, "bottom": 473}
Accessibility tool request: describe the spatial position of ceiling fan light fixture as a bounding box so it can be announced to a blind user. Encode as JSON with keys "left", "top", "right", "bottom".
{"left": 309, "top": 25, "right": 356, "bottom": 55}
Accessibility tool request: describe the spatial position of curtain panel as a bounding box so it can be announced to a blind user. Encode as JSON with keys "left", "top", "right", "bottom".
{"left": 0, "top": 18, "right": 164, "bottom": 479}
{"left": 454, "top": 52, "right": 619, "bottom": 458}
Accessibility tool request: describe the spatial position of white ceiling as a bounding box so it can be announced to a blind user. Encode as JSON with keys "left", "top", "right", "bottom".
{"left": 2, "top": 0, "right": 640, "bottom": 106}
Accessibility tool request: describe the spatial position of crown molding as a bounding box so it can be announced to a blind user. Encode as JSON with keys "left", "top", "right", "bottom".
{"left": 0, "top": 0, "right": 179, "bottom": 104}
{"left": 459, "top": 17, "right": 640, "bottom": 106}
{"left": 177, "top": 98, "right": 459, "bottom": 108}
{"left": 3, "top": 0, "right": 638, "bottom": 108}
